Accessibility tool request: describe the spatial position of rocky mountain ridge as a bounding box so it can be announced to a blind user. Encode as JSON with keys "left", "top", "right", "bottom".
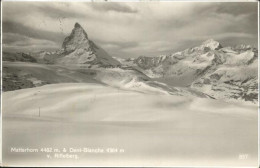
{"left": 115, "top": 39, "right": 258, "bottom": 103}
{"left": 23, "top": 23, "right": 120, "bottom": 67}
{"left": 3, "top": 23, "right": 258, "bottom": 103}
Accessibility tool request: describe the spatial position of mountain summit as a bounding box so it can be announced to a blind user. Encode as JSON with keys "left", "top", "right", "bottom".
{"left": 58, "top": 22, "right": 120, "bottom": 66}
{"left": 62, "top": 23, "right": 89, "bottom": 53}
{"left": 199, "top": 39, "right": 222, "bottom": 50}
{"left": 124, "top": 39, "right": 257, "bottom": 102}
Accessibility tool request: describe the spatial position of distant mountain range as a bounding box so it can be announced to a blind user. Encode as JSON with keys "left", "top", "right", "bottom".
{"left": 2, "top": 23, "right": 258, "bottom": 103}
{"left": 115, "top": 39, "right": 258, "bottom": 103}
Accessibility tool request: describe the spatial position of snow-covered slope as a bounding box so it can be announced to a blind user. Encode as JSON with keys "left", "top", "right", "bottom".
{"left": 94, "top": 67, "right": 208, "bottom": 97}
{"left": 2, "top": 62, "right": 100, "bottom": 91}
{"left": 121, "top": 39, "right": 258, "bottom": 103}
{"left": 191, "top": 58, "right": 258, "bottom": 103}
{"left": 3, "top": 61, "right": 208, "bottom": 98}
{"left": 190, "top": 44, "right": 258, "bottom": 103}
{"left": 3, "top": 83, "right": 258, "bottom": 166}
{"left": 130, "top": 39, "right": 225, "bottom": 79}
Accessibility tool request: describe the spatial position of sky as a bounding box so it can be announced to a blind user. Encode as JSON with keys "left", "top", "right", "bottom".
{"left": 2, "top": 1, "right": 258, "bottom": 58}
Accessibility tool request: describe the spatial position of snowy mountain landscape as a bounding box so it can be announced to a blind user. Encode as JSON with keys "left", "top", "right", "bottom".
{"left": 2, "top": 2, "right": 258, "bottom": 167}
{"left": 3, "top": 23, "right": 258, "bottom": 103}
{"left": 115, "top": 39, "right": 258, "bottom": 103}
{"left": 3, "top": 23, "right": 212, "bottom": 98}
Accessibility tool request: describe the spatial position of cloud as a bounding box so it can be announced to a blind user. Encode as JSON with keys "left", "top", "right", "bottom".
{"left": 2, "top": 2, "right": 258, "bottom": 58}
{"left": 212, "top": 32, "right": 255, "bottom": 39}
{"left": 3, "top": 21, "right": 65, "bottom": 43}
{"left": 90, "top": 3, "right": 138, "bottom": 13}
{"left": 3, "top": 33, "right": 29, "bottom": 44}
{"left": 37, "top": 5, "right": 86, "bottom": 19}
{"left": 215, "top": 2, "right": 258, "bottom": 16}
{"left": 98, "top": 40, "right": 139, "bottom": 49}
{"left": 3, "top": 33, "right": 59, "bottom": 52}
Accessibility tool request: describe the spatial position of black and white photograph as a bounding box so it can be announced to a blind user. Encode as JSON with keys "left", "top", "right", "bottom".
{"left": 1, "top": 0, "right": 259, "bottom": 167}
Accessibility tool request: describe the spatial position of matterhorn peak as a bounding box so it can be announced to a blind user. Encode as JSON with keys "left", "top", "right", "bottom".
{"left": 200, "top": 39, "right": 222, "bottom": 50}
{"left": 58, "top": 23, "right": 120, "bottom": 66}
{"left": 74, "top": 22, "right": 81, "bottom": 28}
{"left": 62, "top": 22, "right": 89, "bottom": 53}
